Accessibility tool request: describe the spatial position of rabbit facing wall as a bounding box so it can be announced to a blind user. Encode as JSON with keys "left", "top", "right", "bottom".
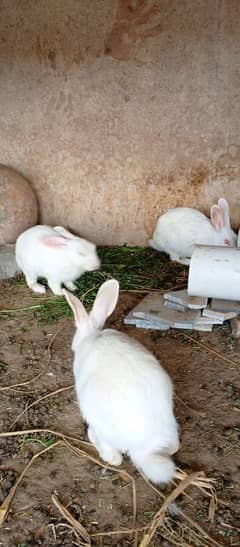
{"left": 149, "top": 198, "right": 237, "bottom": 265}
{"left": 64, "top": 279, "right": 179, "bottom": 484}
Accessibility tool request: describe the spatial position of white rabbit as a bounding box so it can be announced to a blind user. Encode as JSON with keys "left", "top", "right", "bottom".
{"left": 63, "top": 279, "right": 179, "bottom": 484}
{"left": 149, "top": 198, "right": 237, "bottom": 265}
{"left": 15, "top": 225, "right": 100, "bottom": 295}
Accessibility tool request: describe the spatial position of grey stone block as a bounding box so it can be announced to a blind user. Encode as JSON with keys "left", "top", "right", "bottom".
{"left": 135, "top": 319, "right": 170, "bottom": 331}
{"left": 164, "top": 300, "right": 187, "bottom": 312}
{"left": 202, "top": 307, "right": 237, "bottom": 322}
{"left": 194, "top": 321, "right": 213, "bottom": 332}
{"left": 194, "top": 316, "right": 218, "bottom": 331}
{"left": 132, "top": 293, "right": 200, "bottom": 328}
{"left": 0, "top": 244, "right": 20, "bottom": 279}
{"left": 164, "top": 289, "right": 208, "bottom": 309}
{"left": 123, "top": 310, "right": 138, "bottom": 325}
{"left": 211, "top": 298, "right": 240, "bottom": 314}
{"left": 196, "top": 314, "right": 222, "bottom": 325}
{"left": 124, "top": 310, "right": 169, "bottom": 330}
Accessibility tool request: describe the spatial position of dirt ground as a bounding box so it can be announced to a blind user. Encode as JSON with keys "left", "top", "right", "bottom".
{"left": 0, "top": 268, "right": 240, "bottom": 546}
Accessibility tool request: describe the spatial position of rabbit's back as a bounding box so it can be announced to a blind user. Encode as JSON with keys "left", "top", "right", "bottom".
{"left": 153, "top": 207, "right": 213, "bottom": 257}
{"left": 74, "top": 330, "right": 177, "bottom": 452}
{"left": 155, "top": 207, "right": 211, "bottom": 238}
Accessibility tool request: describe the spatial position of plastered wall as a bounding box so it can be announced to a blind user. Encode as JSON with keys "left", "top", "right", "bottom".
{"left": 0, "top": 0, "right": 240, "bottom": 244}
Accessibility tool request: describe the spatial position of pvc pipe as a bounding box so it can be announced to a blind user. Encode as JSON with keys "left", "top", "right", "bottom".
{"left": 188, "top": 245, "right": 240, "bottom": 301}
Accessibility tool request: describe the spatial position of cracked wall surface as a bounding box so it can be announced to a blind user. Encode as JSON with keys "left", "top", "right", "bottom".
{"left": 0, "top": 0, "right": 240, "bottom": 244}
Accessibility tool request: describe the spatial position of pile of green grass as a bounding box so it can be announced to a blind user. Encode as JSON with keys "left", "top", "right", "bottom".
{"left": 5, "top": 246, "right": 186, "bottom": 324}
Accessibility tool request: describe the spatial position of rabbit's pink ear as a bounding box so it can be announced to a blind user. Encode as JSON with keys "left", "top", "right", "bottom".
{"left": 218, "top": 198, "right": 230, "bottom": 227}
{"left": 210, "top": 205, "right": 225, "bottom": 230}
{"left": 54, "top": 226, "right": 76, "bottom": 239}
{"left": 63, "top": 289, "right": 87, "bottom": 325}
{"left": 40, "top": 236, "right": 68, "bottom": 247}
{"left": 90, "top": 279, "right": 119, "bottom": 329}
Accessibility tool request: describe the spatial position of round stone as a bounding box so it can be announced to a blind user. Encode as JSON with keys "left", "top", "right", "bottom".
{"left": 0, "top": 164, "right": 38, "bottom": 244}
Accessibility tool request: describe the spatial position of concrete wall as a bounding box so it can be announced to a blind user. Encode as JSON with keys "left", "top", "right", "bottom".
{"left": 0, "top": 0, "right": 240, "bottom": 245}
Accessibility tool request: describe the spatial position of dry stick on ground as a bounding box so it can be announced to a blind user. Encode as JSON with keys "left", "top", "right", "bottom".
{"left": 221, "top": 522, "right": 240, "bottom": 533}
{"left": 52, "top": 493, "right": 91, "bottom": 546}
{"left": 175, "top": 469, "right": 218, "bottom": 513}
{"left": 158, "top": 519, "right": 214, "bottom": 547}
{"left": 139, "top": 471, "right": 207, "bottom": 547}
{"left": 181, "top": 333, "right": 240, "bottom": 370}
{"left": 2, "top": 388, "right": 40, "bottom": 396}
{"left": 137, "top": 470, "right": 222, "bottom": 547}
{"left": 0, "top": 369, "right": 44, "bottom": 392}
{"left": 0, "top": 326, "right": 61, "bottom": 393}
{"left": 53, "top": 500, "right": 147, "bottom": 542}
{"left": 0, "top": 428, "right": 220, "bottom": 547}
{"left": 0, "top": 427, "right": 93, "bottom": 447}
{"left": 175, "top": 468, "right": 216, "bottom": 490}
{"left": 139, "top": 471, "right": 223, "bottom": 547}
{"left": 175, "top": 471, "right": 219, "bottom": 523}
{"left": 10, "top": 385, "right": 74, "bottom": 429}
{"left": 175, "top": 394, "right": 206, "bottom": 418}
{"left": 91, "top": 527, "right": 146, "bottom": 538}
{"left": 0, "top": 440, "right": 62, "bottom": 526}
{"left": 171, "top": 469, "right": 218, "bottom": 521}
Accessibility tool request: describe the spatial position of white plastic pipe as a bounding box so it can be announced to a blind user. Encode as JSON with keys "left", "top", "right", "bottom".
{"left": 188, "top": 245, "right": 240, "bottom": 301}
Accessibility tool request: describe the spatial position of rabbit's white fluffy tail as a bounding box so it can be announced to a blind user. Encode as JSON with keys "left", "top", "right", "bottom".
{"left": 131, "top": 451, "right": 175, "bottom": 484}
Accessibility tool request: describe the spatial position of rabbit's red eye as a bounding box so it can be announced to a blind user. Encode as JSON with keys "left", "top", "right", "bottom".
{"left": 224, "top": 239, "right": 230, "bottom": 245}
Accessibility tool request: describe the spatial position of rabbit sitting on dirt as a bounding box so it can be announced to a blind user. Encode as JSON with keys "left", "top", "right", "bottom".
{"left": 64, "top": 279, "right": 179, "bottom": 484}
{"left": 149, "top": 198, "right": 237, "bottom": 266}
{"left": 16, "top": 225, "right": 100, "bottom": 295}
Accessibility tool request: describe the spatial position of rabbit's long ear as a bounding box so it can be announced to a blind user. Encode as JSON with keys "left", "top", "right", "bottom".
{"left": 218, "top": 198, "right": 230, "bottom": 227}
{"left": 210, "top": 205, "right": 225, "bottom": 230}
{"left": 90, "top": 279, "right": 119, "bottom": 329}
{"left": 54, "top": 226, "right": 76, "bottom": 239}
{"left": 63, "top": 289, "right": 88, "bottom": 326}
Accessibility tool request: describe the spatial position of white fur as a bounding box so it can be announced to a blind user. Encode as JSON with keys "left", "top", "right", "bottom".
{"left": 15, "top": 225, "right": 100, "bottom": 295}
{"left": 149, "top": 198, "right": 237, "bottom": 265}
{"left": 64, "top": 280, "right": 179, "bottom": 484}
